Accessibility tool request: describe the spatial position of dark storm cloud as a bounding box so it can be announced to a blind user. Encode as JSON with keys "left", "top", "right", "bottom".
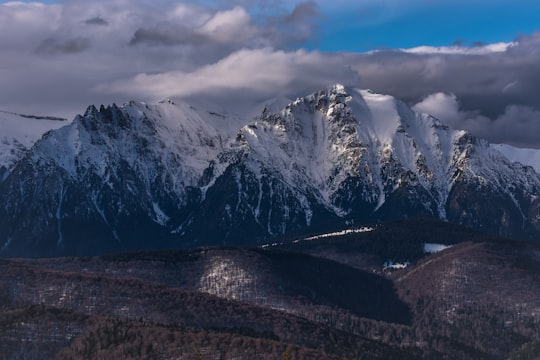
{"left": 388, "top": 33, "right": 540, "bottom": 148}
{"left": 274, "top": 1, "right": 320, "bottom": 47}
{"left": 129, "top": 26, "right": 208, "bottom": 46}
{"left": 284, "top": 1, "right": 318, "bottom": 23}
{"left": 84, "top": 16, "right": 108, "bottom": 26}
{"left": 488, "top": 106, "right": 540, "bottom": 148}
{"left": 415, "top": 92, "right": 540, "bottom": 149}
{"left": 36, "top": 37, "right": 91, "bottom": 55}
{"left": 348, "top": 32, "right": 540, "bottom": 118}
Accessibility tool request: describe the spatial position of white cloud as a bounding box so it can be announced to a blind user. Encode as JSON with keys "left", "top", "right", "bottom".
{"left": 413, "top": 92, "right": 462, "bottom": 123}
{"left": 168, "top": 3, "right": 212, "bottom": 26}
{"left": 197, "top": 6, "right": 256, "bottom": 43}
{"left": 413, "top": 92, "right": 491, "bottom": 135}
{"left": 100, "top": 48, "right": 357, "bottom": 113}
{"left": 400, "top": 42, "right": 516, "bottom": 55}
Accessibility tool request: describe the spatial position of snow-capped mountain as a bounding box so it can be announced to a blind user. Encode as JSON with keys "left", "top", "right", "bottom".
{"left": 0, "top": 110, "right": 67, "bottom": 181}
{"left": 491, "top": 143, "right": 540, "bottom": 173}
{"left": 213, "top": 85, "right": 540, "bottom": 240}
{"left": 1, "top": 85, "right": 540, "bottom": 257}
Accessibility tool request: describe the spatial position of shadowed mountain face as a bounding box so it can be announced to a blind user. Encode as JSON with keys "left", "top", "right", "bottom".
{"left": 1, "top": 219, "right": 540, "bottom": 358}
{"left": 1, "top": 86, "right": 540, "bottom": 257}
{"left": 5, "top": 247, "right": 410, "bottom": 326}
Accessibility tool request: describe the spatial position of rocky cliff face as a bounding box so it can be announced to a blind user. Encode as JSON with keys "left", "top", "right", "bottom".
{"left": 1, "top": 85, "right": 540, "bottom": 257}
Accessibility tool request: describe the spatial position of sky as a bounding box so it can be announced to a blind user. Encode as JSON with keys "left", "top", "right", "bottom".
{"left": 1, "top": 0, "right": 540, "bottom": 148}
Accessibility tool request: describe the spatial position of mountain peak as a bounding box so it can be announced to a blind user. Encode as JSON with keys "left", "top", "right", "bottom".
{"left": 157, "top": 99, "right": 177, "bottom": 106}
{"left": 328, "top": 83, "right": 349, "bottom": 96}
{"left": 1, "top": 87, "right": 540, "bottom": 257}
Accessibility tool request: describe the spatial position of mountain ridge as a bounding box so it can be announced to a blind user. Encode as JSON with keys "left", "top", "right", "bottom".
{"left": 1, "top": 84, "right": 540, "bottom": 257}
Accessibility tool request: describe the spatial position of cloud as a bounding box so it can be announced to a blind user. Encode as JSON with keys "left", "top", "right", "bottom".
{"left": 413, "top": 92, "right": 464, "bottom": 124}
{"left": 198, "top": 6, "right": 255, "bottom": 43}
{"left": 0, "top": 2, "right": 61, "bottom": 50}
{"left": 348, "top": 31, "right": 540, "bottom": 119}
{"left": 489, "top": 106, "right": 540, "bottom": 148}
{"left": 413, "top": 92, "right": 489, "bottom": 132}
{"left": 284, "top": 1, "right": 317, "bottom": 23}
{"left": 36, "top": 37, "right": 91, "bottom": 55}
{"left": 128, "top": 2, "right": 318, "bottom": 49}
{"left": 100, "top": 48, "right": 358, "bottom": 112}
{"left": 414, "top": 92, "right": 540, "bottom": 149}
{"left": 274, "top": 1, "right": 320, "bottom": 47}
{"left": 399, "top": 42, "right": 515, "bottom": 55}
{"left": 129, "top": 26, "right": 205, "bottom": 46}
{"left": 84, "top": 16, "right": 108, "bottom": 26}
{"left": 130, "top": 6, "right": 256, "bottom": 47}
{"left": 1, "top": 0, "right": 540, "bottom": 149}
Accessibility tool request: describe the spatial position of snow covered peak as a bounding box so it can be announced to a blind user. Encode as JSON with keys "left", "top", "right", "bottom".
{"left": 232, "top": 85, "right": 540, "bottom": 224}
{"left": 327, "top": 83, "right": 349, "bottom": 99}
{"left": 35, "top": 99, "right": 240, "bottom": 188}
{"left": 0, "top": 110, "right": 68, "bottom": 176}
{"left": 491, "top": 144, "right": 540, "bottom": 173}
{"left": 330, "top": 83, "right": 347, "bottom": 93}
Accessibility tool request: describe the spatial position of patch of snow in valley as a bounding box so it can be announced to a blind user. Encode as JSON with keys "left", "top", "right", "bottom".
{"left": 424, "top": 243, "right": 453, "bottom": 254}
{"left": 383, "top": 260, "right": 409, "bottom": 270}
{"left": 298, "top": 227, "right": 374, "bottom": 242}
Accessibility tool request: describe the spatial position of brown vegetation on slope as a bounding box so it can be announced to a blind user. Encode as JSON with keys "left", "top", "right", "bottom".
{"left": 1, "top": 219, "right": 540, "bottom": 359}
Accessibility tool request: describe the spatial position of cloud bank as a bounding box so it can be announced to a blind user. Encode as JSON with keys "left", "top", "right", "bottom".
{"left": 414, "top": 93, "right": 540, "bottom": 149}
{"left": 1, "top": 0, "right": 540, "bottom": 148}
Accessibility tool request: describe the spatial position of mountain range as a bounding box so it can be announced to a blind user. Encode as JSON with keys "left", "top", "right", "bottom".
{"left": 1, "top": 84, "right": 540, "bottom": 257}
